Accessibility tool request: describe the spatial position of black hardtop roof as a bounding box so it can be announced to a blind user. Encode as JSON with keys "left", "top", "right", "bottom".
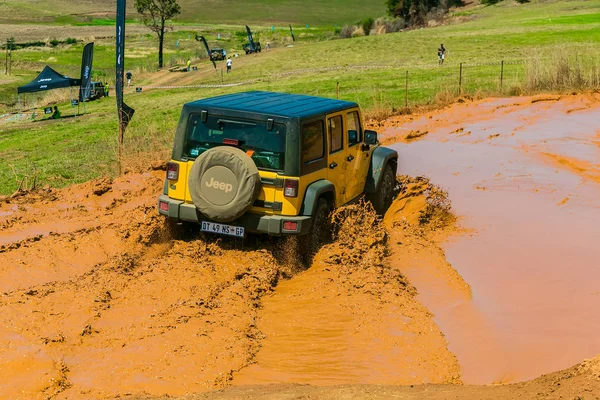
{"left": 184, "top": 91, "right": 358, "bottom": 119}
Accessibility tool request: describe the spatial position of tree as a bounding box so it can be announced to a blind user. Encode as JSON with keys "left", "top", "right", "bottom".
{"left": 386, "top": 0, "right": 464, "bottom": 26}
{"left": 135, "top": 0, "right": 181, "bottom": 69}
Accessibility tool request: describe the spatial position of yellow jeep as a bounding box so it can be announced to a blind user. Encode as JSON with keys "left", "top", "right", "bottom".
{"left": 158, "top": 91, "right": 397, "bottom": 253}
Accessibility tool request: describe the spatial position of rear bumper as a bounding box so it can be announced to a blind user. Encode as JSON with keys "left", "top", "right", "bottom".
{"left": 158, "top": 194, "right": 311, "bottom": 236}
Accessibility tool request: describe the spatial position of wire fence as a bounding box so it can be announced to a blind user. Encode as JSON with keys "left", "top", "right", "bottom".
{"left": 134, "top": 56, "right": 599, "bottom": 108}
{"left": 5, "top": 54, "right": 599, "bottom": 120}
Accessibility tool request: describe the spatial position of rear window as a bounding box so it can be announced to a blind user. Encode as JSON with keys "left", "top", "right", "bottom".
{"left": 183, "top": 114, "right": 286, "bottom": 171}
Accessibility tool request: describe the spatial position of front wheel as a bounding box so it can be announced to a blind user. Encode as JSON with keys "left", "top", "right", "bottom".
{"left": 369, "top": 164, "right": 395, "bottom": 215}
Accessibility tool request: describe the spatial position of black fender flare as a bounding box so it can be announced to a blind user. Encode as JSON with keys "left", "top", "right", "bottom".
{"left": 300, "top": 179, "right": 336, "bottom": 217}
{"left": 364, "top": 147, "right": 398, "bottom": 193}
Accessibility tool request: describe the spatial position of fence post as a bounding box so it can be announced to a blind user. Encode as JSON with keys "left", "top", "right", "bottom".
{"left": 221, "top": 68, "right": 224, "bottom": 83}
{"left": 5, "top": 39, "right": 8, "bottom": 75}
{"left": 405, "top": 70, "right": 409, "bottom": 112}
{"left": 500, "top": 60, "right": 504, "bottom": 91}
{"left": 336, "top": 81, "right": 339, "bottom": 99}
{"left": 458, "top": 62, "right": 463, "bottom": 95}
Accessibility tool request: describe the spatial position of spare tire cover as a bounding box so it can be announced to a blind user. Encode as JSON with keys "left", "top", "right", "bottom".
{"left": 188, "top": 146, "right": 261, "bottom": 223}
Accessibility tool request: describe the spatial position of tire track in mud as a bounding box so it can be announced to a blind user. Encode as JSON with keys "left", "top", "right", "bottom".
{"left": 0, "top": 171, "right": 463, "bottom": 399}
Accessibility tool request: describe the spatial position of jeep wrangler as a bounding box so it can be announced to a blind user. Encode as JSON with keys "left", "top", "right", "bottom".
{"left": 158, "top": 91, "right": 397, "bottom": 255}
{"left": 243, "top": 42, "right": 261, "bottom": 54}
{"left": 210, "top": 48, "right": 226, "bottom": 61}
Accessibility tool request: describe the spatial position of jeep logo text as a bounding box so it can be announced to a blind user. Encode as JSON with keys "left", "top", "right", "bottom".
{"left": 205, "top": 177, "right": 233, "bottom": 193}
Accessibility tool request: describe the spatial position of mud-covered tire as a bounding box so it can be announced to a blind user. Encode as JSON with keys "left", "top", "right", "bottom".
{"left": 188, "top": 146, "right": 261, "bottom": 223}
{"left": 299, "top": 198, "right": 331, "bottom": 265}
{"left": 369, "top": 164, "right": 395, "bottom": 215}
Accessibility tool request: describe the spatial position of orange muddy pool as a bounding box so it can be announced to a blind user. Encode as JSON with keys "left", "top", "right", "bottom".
{"left": 383, "top": 94, "right": 600, "bottom": 384}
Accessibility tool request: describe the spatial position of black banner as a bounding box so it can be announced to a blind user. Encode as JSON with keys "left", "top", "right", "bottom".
{"left": 196, "top": 35, "right": 216, "bottom": 70}
{"left": 116, "top": 0, "right": 125, "bottom": 118}
{"left": 289, "top": 24, "right": 295, "bottom": 42}
{"left": 79, "top": 42, "right": 94, "bottom": 102}
{"left": 116, "top": 0, "right": 134, "bottom": 132}
{"left": 245, "top": 25, "right": 256, "bottom": 52}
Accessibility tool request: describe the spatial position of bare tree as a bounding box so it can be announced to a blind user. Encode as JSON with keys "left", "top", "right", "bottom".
{"left": 135, "top": 0, "right": 181, "bottom": 69}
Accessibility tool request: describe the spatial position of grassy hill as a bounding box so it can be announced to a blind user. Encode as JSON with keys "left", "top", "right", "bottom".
{"left": 0, "top": 0, "right": 387, "bottom": 25}
{"left": 1, "top": 0, "right": 599, "bottom": 195}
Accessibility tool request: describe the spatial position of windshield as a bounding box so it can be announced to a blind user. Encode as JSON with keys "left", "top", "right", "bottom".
{"left": 183, "top": 114, "right": 286, "bottom": 171}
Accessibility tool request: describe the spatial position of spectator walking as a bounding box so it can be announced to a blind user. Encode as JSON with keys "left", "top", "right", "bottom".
{"left": 126, "top": 71, "right": 132, "bottom": 87}
{"left": 226, "top": 57, "right": 232, "bottom": 73}
{"left": 186, "top": 59, "right": 191, "bottom": 72}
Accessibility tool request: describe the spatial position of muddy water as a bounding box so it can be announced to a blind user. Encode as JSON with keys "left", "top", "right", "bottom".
{"left": 233, "top": 204, "right": 461, "bottom": 387}
{"left": 384, "top": 95, "right": 600, "bottom": 384}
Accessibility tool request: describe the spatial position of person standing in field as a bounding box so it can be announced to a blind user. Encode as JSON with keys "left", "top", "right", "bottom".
{"left": 226, "top": 57, "right": 232, "bottom": 73}
{"left": 438, "top": 44, "right": 447, "bottom": 65}
{"left": 105, "top": 82, "right": 109, "bottom": 97}
{"left": 126, "top": 71, "right": 132, "bottom": 87}
{"left": 186, "top": 59, "right": 191, "bottom": 72}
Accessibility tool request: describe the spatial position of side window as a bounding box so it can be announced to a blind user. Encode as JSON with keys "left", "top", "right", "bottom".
{"left": 302, "top": 120, "right": 325, "bottom": 163}
{"left": 347, "top": 111, "right": 362, "bottom": 147}
{"left": 328, "top": 115, "right": 343, "bottom": 153}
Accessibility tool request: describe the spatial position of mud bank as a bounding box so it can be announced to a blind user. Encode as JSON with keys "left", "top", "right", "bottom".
{"left": 136, "top": 355, "right": 600, "bottom": 400}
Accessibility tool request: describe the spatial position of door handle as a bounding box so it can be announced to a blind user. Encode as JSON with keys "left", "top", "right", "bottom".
{"left": 346, "top": 155, "right": 355, "bottom": 162}
{"left": 329, "top": 162, "right": 338, "bottom": 169}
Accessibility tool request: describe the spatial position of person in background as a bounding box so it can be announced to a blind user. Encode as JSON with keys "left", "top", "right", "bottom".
{"left": 186, "top": 59, "right": 191, "bottom": 72}
{"left": 51, "top": 106, "right": 61, "bottom": 119}
{"left": 226, "top": 57, "right": 232, "bottom": 73}
{"left": 438, "top": 44, "right": 447, "bottom": 65}
{"left": 126, "top": 71, "right": 132, "bottom": 87}
{"left": 104, "top": 82, "right": 109, "bottom": 97}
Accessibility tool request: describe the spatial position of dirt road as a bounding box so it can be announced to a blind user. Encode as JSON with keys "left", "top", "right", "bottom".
{"left": 0, "top": 93, "right": 599, "bottom": 399}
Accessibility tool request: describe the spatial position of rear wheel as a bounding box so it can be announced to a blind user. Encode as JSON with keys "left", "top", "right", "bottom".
{"left": 369, "top": 164, "right": 395, "bottom": 215}
{"left": 299, "top": 198, "right": 331, "bottom": 265}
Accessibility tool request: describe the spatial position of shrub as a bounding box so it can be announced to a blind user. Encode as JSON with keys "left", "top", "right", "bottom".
{"left": 339, "top": 25, "right": 354, "bottom": 39}
{"left": 362, "top": 18, "right": 375, "bottom": 36}
{"left": 65, "top": 37, "right": 77, "bottom": 44}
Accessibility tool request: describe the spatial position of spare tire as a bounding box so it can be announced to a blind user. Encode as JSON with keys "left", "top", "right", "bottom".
{"left": 188, "top": 146, "right": 261, "bottom": 223}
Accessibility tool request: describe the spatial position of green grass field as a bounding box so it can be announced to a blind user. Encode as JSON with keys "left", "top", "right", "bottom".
{"left": 0, "top": 0, "right": 386, "bottom": 25}
{"left": 1, "top": 0, "right": 600, "bottom": 195}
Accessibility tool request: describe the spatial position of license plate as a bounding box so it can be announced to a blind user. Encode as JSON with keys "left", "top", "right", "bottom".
{"left": 201, "top": 221, "right": 245, "bottom": 238}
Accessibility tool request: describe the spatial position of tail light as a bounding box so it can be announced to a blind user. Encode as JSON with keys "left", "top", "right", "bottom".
{"left": 166, "top": 162, "right": 179, "bottom": 180}
{"left": 159, "top": 201, "right": 169, "bottom": 212}
{"left": 283, "top": 221, "right": 298, "bottom": 231}
{"left": 284, "top": 179, "right": 298, "bottom": 198}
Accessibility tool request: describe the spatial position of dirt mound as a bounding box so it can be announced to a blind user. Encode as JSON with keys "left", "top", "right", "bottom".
{"left": 0, "top": 171, "right": 288, "bottom": 399}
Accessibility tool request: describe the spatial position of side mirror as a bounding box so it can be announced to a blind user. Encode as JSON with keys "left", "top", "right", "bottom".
{"left": 365, "top": 130, "right": 378, "bottom": 145}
